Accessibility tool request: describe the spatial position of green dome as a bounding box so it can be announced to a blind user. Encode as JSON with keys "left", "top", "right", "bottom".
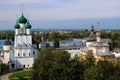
{"left": 25, "top": 21, "right": 32, "bottom": 29}
{"left": 14, "top": 22, "right": 20, "bottom": 29}
{"left": 18, "top": 14, "right": 27, "bottom": 23}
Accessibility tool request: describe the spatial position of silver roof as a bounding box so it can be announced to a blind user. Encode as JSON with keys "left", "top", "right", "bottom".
{"left": 96, "top": 47, "right": 113, "bottom": 56}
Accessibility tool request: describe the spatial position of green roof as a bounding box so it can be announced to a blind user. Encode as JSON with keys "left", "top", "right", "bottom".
{"left": 25, "top": 21, "right": 32, "bottom": 29}
{"left": 14, "top": 22, "right": 20, "bottom": 29}
{"left": 18, "top": 14, "right": 27, "bottom": 23}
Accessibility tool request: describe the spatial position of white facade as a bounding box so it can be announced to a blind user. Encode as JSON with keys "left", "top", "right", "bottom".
{"left": 15, "top": 29, "right": 19, "bottom": 35}
{"left": 26, "top": 29, "right": 31, "bottom": 35}
{"left": 1, "top": 51, "right": 10, "bottom": 64}
{"left": 0, "top": 38, "right": 12, "bottom": 64}
{"left": 86, "top": 42, "right": 94, "bottom": 47}
{"left": 12, "top": 14, "right": 38, "bottom": 69}
{"left": 3, "top": 45, "right": 11, "bottom": 51}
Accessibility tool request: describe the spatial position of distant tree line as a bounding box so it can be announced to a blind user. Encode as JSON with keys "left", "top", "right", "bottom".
{"left": 0, "top": 30, "right": 120, "bottom": 49}
{"left": 0, "top": 31, "right": 14, "bottom": 40}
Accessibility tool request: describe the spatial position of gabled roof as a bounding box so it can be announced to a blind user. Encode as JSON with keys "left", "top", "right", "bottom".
{"left": 87, "top": 25, "right": 96, "bottom": 41}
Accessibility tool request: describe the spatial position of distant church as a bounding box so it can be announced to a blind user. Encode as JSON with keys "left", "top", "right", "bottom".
{"left": 0, "top": 13, "right": 38, "bottom": 69}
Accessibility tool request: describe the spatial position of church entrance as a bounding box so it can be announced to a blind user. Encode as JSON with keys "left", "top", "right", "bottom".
{"left": 11, "top": 64, "right": 15, "bottom": 69}
{"left": 23, "top": 65, "right": 25, "bottom": 68}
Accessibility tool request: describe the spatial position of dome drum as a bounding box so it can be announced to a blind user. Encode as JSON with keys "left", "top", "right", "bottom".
{"left": 96, "top": 31, "right": 101, "bottom": 37}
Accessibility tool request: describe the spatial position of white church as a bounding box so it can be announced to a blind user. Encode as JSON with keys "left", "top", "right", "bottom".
{"left": 0, "top": 13, "right": 38, "bottom": 69}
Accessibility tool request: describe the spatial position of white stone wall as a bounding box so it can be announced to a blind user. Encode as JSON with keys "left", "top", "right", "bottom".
{"left": 86, "top": 42, "right": 94, "bottom": 47}
{"left": 1, "top": 51, "right": 9, "bottom": 64}
{"left": 65, "top": 49, "right": 81, "bottom": 58}
{"left": 19, "top": 23, "right": 26, "bottom": 34}
{"left": 3, "top": 45, "right": 11, "bottom": 51}
{"left": 15, "top": 57, "right": 34, "bottom": 68}
{"left": 15, "top": 29, "right": 19, "bottom": 35}
{"left": 15, "top": 35, "right": 32, "bottom": 47}
{"left": 26, "top": 35, "right": 32, "bottom": 44}
{"left": 26, "top": 29, "right": 30, "bottom": 35}
{"left": 113, "top": 52, "right": 120, "bottom": 58}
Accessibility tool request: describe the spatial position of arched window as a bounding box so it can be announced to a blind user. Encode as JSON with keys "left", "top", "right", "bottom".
{"left": 23, "top": 65, "right": 25, "bottom": 68}
{"left": 29, "top": 53, "right": 30, "bottom": 56}
{"left": 23, "top": 53, "right": 25, "bottom": 56}
{"left": 28, "top": 64, "right": 29, "bottom": 67}
{"left": 18, "top": 53, "right": 20, "bottom": 56}
{"left": 33, "top": 51, "right": 35, "bottom": 55}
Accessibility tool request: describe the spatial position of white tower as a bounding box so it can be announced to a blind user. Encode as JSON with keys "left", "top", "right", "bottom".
{"left": 13, "top": 13, "right": 37, "bottom": 69}
{"left": 96, "top": 22, "right": 101, "bottom": 42}
{"left": 14, "top": 21, "right": 20, "bottom": 35}
{"left": 1, "top": 36, "right": 12, "bottom": 64}
{"left": 96, "top": 30, "right": 101, "bottom": 42}
{"left": 86, "top": 25, "right": 96, "bottom": 47}
{"left": 3, "top": 36, "right": 11, "bottom": 51}
{"left": 25, "top": 21, "right": 31, "bottom": 35}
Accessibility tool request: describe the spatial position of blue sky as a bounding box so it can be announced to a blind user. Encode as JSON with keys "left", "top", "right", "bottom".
{"left": 0, "top": 0, "right": 120, "bottom": 30}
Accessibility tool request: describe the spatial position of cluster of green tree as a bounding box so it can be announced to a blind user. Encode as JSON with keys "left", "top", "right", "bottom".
{"left": 32, "top": 48, "right": 120, "bottom": 80}
{"left": 0, "top": 30, "right": 119, "bottom": 49}
{"left": 0, "top": 31, "right": 14, "bottom": 40}
{"left": 40, "top": 30, "right": 90, "bottom": 41}
{"left": 0, "top": 64, "right": 9, "bottom": 75}
{"left": 101, "top": 30, "right": 120, "bottom": 49}
{"left": 66, "top": 30, "right": 90, "bottom": 38}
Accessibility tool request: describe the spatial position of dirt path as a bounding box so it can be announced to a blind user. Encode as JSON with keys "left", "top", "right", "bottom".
{"left": 1, "top": 73, "right": 12, "bottom": 80}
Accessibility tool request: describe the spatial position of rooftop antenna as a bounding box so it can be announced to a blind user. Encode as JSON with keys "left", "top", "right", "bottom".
{"left": 5, "top": 32, "right": 9, "bottom": 40}
{"left": 97, "top": 22, "right": 101, "bottom": 31}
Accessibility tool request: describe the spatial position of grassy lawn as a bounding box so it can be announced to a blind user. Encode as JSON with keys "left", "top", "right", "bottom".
{"left": 9, "top": 70, "right": 32, "bottom": 80}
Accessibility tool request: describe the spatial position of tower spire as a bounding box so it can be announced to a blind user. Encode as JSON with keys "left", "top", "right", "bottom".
{"left": 21, "top": 3, "right": 24, "bottom": 14}
{"left": 16, "top": 14, "right": 18, "bottom": 22}
{"left": 6, "top": 33, "right": 8, "bottom": 40}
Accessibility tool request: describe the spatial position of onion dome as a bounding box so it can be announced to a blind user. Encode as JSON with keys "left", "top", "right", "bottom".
{"left": 14, "top": 22, "right": 20, "bottom": 29}
{"left": 18, "top": 14, "right": 27, "bottom": 23}
{"left": 90, "top": 25, "right": 94, "bottom": 32}
{"left": 4, "top": 38, "right": 11, "bottom": 45}
{"left": 25, "top": 21, "right": 32, "bottom": 29}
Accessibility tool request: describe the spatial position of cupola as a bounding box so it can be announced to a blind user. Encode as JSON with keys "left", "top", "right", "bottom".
{"left": 18, "top": 14, "right": 27, "bottom": 23}
{"left": 4, "top": 38, "right": 11, "bottom": 45}
{"left": 25, "top": 21, "right": 32, "bottom": 29}
{"left": 14, "top": 22, "right": 20, "bottom": 29}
